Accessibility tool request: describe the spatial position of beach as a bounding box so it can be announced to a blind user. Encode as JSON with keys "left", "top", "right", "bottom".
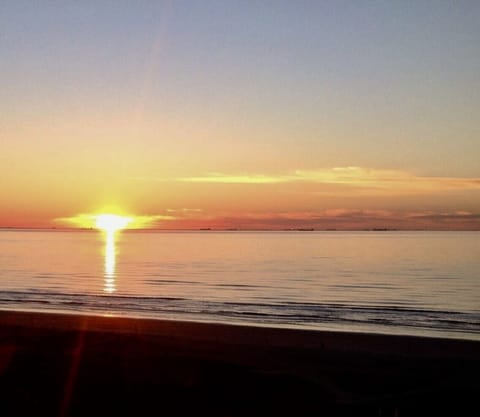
{"left": 0, "top": 311, "right": 478, "bottom": 416}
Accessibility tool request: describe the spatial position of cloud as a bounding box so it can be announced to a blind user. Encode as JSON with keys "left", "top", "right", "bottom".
{"left": 405, "top": 211, "right": 480, "bottom": 221}
{"left": 137, "top": 209, "right": 479, "bottom": 230}
{"left": 176, "top": 174, "right": 285, "bottom": 184}
{"left": 173, "top": 167, "right": 480, "bottom": 194}
{"left": 165, "top": 208, "right": 203, "bottom": 213}
{"left": 54, "top": 208, "right": 479, "bottom": 230}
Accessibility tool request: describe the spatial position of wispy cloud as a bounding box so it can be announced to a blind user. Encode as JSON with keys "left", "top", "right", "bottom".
{"left": 165, "top": 208, "right": 203, "bottom": 214}
{"left": 176, "top": 174, "right": 286, "bottom": 184}
{"left": 173, "top": 167, "right": 480, "bottom": 194}
{"left": 189, "top": 209, "right": 480, "bottom": 230}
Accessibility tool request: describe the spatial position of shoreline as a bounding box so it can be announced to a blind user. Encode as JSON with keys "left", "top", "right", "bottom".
{"left": 1, "top": 304, "right": 478, "bottom": 342}
{"left": 1, "top": 309, "right": 479, "bottom": 359}
{"left": 1, "top": 310, "right": 479, "bottom": 415}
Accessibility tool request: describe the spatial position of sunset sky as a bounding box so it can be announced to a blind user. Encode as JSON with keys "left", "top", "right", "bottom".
{"left": 1, "top": 1, "right": 479, "bottom": 230}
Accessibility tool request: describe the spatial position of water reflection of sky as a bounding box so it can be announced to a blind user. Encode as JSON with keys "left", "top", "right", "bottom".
{"left": 0, "top": 231, "right": 479, "bottom": 339}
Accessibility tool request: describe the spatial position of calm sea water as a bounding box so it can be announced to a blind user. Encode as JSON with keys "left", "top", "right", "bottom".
{"left": 0, "top": 230, "right": 479, "bottom": 340}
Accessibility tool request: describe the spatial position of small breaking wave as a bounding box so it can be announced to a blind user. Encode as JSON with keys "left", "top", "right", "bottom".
{"left": 0, "top": 289, "right": 478, "bottom": 339}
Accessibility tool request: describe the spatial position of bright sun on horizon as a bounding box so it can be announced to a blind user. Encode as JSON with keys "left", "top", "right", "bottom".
{"left": 95, "top": 214, "right": 132, "bottom": 233}
{"left": 56, "top": 211, "right": 164, "bottom": 230}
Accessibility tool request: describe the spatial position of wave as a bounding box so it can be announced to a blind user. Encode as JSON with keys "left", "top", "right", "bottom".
{"left": 0, "top": 289, "right": 478, "bottom": 338}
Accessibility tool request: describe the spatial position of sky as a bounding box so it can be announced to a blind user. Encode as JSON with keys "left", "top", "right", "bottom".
{"left": 1, "top": 1, "right": 479, "bottom": 230}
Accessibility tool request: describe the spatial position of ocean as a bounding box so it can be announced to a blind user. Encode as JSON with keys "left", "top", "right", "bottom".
{"left": 0, "top": 230, "right": 478, "bottom": 340}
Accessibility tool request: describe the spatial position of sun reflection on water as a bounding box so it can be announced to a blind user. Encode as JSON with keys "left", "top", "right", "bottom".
{"left": 94, "top": 214, "right": 132, "bottom": 294}
{"left": 104, "top": 230, "right": 117, "bottom": 293}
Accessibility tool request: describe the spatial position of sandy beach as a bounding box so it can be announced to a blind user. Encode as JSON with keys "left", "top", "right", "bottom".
{"left": 0, "top": 310, "right": 478, "bottom": 416}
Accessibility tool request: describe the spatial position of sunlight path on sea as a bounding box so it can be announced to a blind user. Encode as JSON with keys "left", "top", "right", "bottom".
{"left": 103, "top": 231, "right": 116, "bottom": 293}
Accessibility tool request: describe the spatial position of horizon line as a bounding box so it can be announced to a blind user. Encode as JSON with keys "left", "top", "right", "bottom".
{"left": 1, "top": 227, "right": 479, "bottom": 232}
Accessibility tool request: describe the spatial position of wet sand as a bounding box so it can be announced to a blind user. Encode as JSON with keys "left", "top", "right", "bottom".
{"left": 0, "top": 310, "right": 478, "bottom": 416}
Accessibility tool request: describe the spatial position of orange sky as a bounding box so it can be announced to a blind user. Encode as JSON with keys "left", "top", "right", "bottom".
{"left": 1, "top": 166, "right": 479, "bottom": 230}
{"left": 1, "top": 3, "right": 479, "bottom": 230}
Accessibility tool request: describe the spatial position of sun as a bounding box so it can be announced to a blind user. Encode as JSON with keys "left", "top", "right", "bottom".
{"left": 95, "top": 214, "right": 132, "bottom": 233}
{"left": 56, "top": 211, "right": 165, "bottom": 230}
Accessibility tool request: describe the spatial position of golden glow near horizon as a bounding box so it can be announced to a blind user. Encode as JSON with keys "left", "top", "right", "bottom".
{"left": 56, "top": 212, "right": 171, "bottom": 230}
